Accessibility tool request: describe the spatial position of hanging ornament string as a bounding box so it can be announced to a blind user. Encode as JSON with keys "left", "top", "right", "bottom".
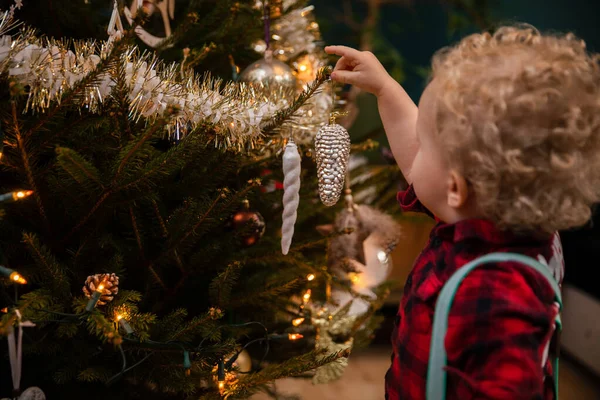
{"left": 337, "top": 79, "right": 354, "bottom": 212}
{"left": 263, "top": 1, "right": 271, "bottom": 51}
{"left": 7, "top": 310, "right": 36, "bottom": 393}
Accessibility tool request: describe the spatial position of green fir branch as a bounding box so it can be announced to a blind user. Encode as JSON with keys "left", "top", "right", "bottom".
{"left": 129, "top": 313, "right": 157, "bottom": 341}
{"left": 230, "top": 278, "right": 302, "bottom": 308}
{"left": 154, "top": 308, "right": 188, "bottom": 337}
{"left": 117, "top": 133, "right": 206, "bottom": 193}
{"left": 112, "top": 116, "right": 171, "bottom": 184}
{"left": 55, "top": 147, "right": 105, "bottom": 191}
{"left": 209, "top": 261, "right": 243, "bottom": 308}
{"left": 108, "top": 289, "right": 143, "bottom": 308}
{"left": 85, "top": 312, "right": 121, "bottom": 344}
{"left": 54, "top": 367, "right": 77, "bottom": 384}
{"left": 231, "top": 349, "right": 350, "bottom": 397}
{"left": 166, "top": 194, "right": 222, "bottom": 254}
{"left": 55, "top": 322, "right": 80, "bottom": 339}
{"left": 12, "top": 103, "right": 50, "bottom": 228}
{"left": 168, "top": 310, "right": 219, "bottom": 342}
{"left": 109, "top": 56, "right": 135, "bottom": 141}
{"left": 60, "top": 189, "right": 112, "bottom": 243}
{"left": 77, "top": 366, "right": 112, "bottom": 383}
{"left": 22, "top": 233, "right": 70, "bottom": 294}
{"left": 260, "top": 66, "right": 331, "bottom": 134}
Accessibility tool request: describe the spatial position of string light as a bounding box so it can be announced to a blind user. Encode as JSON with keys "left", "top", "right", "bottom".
{"left": 306, "top": 273, "right": 315, "bottom": 281}
{"left": 217, "top": 358, "right": 225, "bottom": 392}
{"left": 1, "top": 307, "right": 7, "bottom": 313}
{"left": 116, "top": 314, "right": 134, "bottom": 335}
{"left": 349, "top": 272, "right": 360, "bottom": 284}
{"left": 288, "top": 333, "right": 303, "bottom": 341}
{"left": 302, "top": 289, "right": 311, "bottom": 304}
{"left": 0, "top": 190, "right": 33, "bottom": 203}
{"left": 183, "top": 350, "right": 191, "bottom": 376}
{"left": 0, "top": 265, "right": 27, "bottom": 284}
{"left": 292, "top": 317, "right": 304, "bottom": 327}
{"left": 85, "top": 283, "right": 105, "bottom": 312}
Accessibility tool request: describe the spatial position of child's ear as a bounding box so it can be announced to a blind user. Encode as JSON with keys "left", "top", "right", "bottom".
{"left": 447, "top": 170, "right": 469, "bottom": 209}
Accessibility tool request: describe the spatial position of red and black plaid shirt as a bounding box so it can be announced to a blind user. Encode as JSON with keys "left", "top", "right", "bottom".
{"left": 385, "top": 185, "right": 564, "bottom": 400}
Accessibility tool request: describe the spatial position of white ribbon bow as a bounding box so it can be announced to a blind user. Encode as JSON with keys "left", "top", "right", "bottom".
{"left": 7, "top": 309, "right": 35, "bottom": 392}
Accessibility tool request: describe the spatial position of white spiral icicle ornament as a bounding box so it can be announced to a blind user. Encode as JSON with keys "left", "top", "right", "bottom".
{"left": 281, "top": 139, "right": 302, "bottom": 255}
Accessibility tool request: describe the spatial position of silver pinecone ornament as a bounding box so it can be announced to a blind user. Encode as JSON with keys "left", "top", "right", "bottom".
{"left": 315, "top": 112, "right": 350, "bottom": 206}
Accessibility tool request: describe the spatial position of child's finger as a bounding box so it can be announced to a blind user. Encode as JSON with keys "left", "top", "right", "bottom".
{"left": 330, "top": 70, "right": 358, "bottom": 85}
{"left": 325, "top": 45, "right": 362, "bottom": 60}
{"left": 333, "top": 56, "right": 353, "bottom": 72}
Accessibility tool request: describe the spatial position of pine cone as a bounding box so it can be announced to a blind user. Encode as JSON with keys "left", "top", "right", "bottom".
{"left": 82, "top": 273, "right": 119, "bottom": 306}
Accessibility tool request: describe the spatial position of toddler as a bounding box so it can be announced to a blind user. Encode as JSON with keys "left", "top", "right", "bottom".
{"left": 326, "top": 25, "right": 600, "bottom": 399}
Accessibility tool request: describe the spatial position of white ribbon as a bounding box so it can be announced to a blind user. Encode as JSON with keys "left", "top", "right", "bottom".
{"left": 7, "top": 310, "right": 35, "bottom": 392}
{"left": 107, "top": 0, "right": 124, "bottom": 41}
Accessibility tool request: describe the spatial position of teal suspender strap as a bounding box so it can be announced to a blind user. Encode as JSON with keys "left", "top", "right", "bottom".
{"left": 426, "top": 252, "right": 563, "bottom": 400}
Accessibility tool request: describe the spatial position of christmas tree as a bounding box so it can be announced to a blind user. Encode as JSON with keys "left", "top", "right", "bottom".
{"left": 0, "top": 1, "right": 396, "bottom": 398}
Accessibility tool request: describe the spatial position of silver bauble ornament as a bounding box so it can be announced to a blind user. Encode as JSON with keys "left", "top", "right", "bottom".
{"left": 238, "top": 50, "right": 296, "bottom": 90}
{"left": 18, "top": 387, "right": 46, "bottom": 400}
{"left": 233, "top": 349, "right": 252, "bottom": 373}
{"left": 315, "top": 113, "right": 351, "bottom": 207}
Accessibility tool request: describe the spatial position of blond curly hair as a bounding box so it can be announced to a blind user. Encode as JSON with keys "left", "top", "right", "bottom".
{"left": 431, "top": 24, "right": 600, "bottom": 234}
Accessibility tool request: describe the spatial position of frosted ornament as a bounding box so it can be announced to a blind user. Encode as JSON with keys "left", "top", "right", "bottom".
{"left": 315, "top": 111, "right": 350, "bottom": 206}
{"left": 18, "top": 387, "right": 46, "bottom": 400}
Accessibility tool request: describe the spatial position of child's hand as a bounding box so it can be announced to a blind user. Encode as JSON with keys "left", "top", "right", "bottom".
{"left": 325, "top": 45, "right": 393, "bottom": 97}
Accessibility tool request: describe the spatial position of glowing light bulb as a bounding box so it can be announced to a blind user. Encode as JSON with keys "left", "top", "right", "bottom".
{"left": 302, "top": 289, "right": 311, "bottom": 303}
{"left": 1, "top": 266, "right": 27, "bottom": 284}
{"left": 298, "top": 64, "right": 308, "bottom": 72}
{"left": 97, "top": 284, "right": 104, "bottom": 292}
{"left": 217, "top": 358, "right": 226, "bottom": 392}
{"left": 288, "top": 333, "right": 303, "bottom": 341}
{"left": 10, "top": 272, "right": 27, "bottom": 284}
{"left": 116, "top": 314, "right": 123, "bottom": 321}
{"left": 12, "top": 190, "right": 33, "bottom": 201}
{"left": 292, "top": 317, "right": 305, "bottom": 327}
{"left": 349, "top": 273, "right": 360, "bottom": 284}
{"left": 306, "top": 274, "right": 315, "bottom": 281}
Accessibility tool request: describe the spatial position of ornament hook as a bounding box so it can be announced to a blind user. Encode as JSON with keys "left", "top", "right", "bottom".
{"left": 328, "top": 78, "right": 348, "bottom": 124}
{"left": 329, "top": 111, "right": 348, "bottom": 125}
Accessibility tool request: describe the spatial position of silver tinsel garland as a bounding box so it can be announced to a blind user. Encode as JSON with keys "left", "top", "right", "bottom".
{"left": 0, "top": 2, "right": 331, "bottom": 150}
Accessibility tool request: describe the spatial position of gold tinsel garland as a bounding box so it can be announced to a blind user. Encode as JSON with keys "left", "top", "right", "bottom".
{"left": 0, "top": 2, "right": 330, "bottom": 151}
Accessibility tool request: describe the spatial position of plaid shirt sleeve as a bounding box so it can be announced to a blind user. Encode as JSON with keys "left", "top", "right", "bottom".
{"left": 397, "top": 185, "right": 434, "bottom": 217}
{"left": 443, "top": 261, "right": 558, "bottom": 400}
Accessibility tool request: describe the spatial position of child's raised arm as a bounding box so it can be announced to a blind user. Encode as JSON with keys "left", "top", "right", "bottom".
{"left": 325, "top": 45, "right": 419, "bottom": 183}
